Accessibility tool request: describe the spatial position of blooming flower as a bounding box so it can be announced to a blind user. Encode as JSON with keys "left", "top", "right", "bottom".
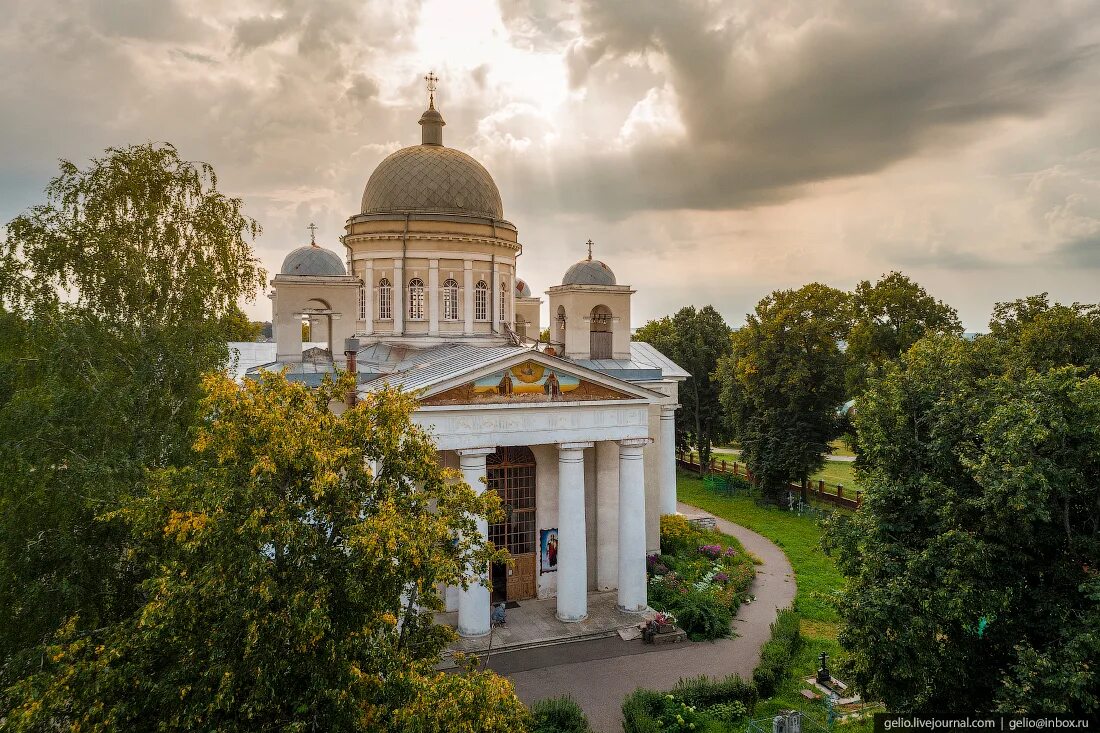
{"left": 698, "top": 544, "right": 723, "bottom": 559}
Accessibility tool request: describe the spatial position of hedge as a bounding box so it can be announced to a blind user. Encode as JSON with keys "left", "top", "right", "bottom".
{"left": 752, "top": 609, "right": 804, "bottom": 698}
{"left": 672, "top": 674, "right": 758, "bottom": 711}
{"left": 530, "top": 695, "right": 592, "bottom": 733}
{"left": 621, "top": 609, "right": 802, "bottom": 730}
{"left": 622, "top": 689, "right": 667, "bottom": 733}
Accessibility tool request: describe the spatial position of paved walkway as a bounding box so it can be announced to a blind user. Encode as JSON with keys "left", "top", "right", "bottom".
{"left": 500, "top": 502, "right": 796, "bottom": 732}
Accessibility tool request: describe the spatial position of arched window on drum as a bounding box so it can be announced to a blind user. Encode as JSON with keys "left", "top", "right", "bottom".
{"left": 408, "top": 278, "right": 425, "bottom": 320}
{"left": 474, "top": 280, "right": 488, "bottom": 321}
{"left": 442, "top": 278, "right": 459, "bottom": 321}
{"left": 377, "top": 278, "right": 392, "bottom": 320}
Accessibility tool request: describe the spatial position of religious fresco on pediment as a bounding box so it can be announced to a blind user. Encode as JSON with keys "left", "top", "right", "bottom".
{"left": 419, "top": 360, "right": 636, "bottom": 405}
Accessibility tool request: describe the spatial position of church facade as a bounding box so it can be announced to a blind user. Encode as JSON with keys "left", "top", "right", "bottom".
{"left": 249, "top": 89, "right": 686, "bottom": 638}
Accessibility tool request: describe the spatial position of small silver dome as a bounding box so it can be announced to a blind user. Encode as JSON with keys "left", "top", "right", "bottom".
{"left": 280, "top": 245, "right": 346, "bottom": 276}
{"left": 515, "top": 278, "right": 532, "bottom": 297}
{"left": 562, "top": 259, "right": 616, "bottom": 286}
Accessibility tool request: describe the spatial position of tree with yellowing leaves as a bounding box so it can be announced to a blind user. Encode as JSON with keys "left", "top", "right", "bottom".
{"left": 2, "top": 370, "right": 527, "bottom": 732}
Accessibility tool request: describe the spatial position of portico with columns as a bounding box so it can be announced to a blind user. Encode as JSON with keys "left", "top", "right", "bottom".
{"left": 419, "top": 383, "right": 670, "bottom": 636}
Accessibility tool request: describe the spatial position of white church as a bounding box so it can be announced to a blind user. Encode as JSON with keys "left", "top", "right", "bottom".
{"left": 242, "top": 82, "right": 686, "bottom": 638}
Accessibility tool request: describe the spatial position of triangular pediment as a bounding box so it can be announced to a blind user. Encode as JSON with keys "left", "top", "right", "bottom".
{"left": 416, "top": 351, "right": 658, "bottom": 406}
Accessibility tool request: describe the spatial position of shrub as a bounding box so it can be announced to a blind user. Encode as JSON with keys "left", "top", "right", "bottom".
{"left": 705, "top": 700, "right": 747, "bottom": 724}
{"left": 727, "top": 474, "right": 752, "bottom": 492}
{"left": 699, "top": 544, "right": 723, "bottom": 559}
{"left": 675, "top": 590, "right": 733, "bottom": 640}
{"left": 653, "top": 694, "right": 704, "bottom": 732}
{"left": 660, "top": 514, "right": 702, "bottom": 555}
{"left": 752, "top": 609, "right": 804, "bottom": 697}
{"left": 622, "top": 689, "right": 667, "bottom": 733}
{"left": 672, "top": 674, "right": 758, "bottom": 712}
{"left": 530, "top": 695, "right": 591, "bottom": 733}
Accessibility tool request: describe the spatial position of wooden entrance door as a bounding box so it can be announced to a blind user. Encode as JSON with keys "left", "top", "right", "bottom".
{"left": 487, "top": 446, "right": 537, "bottom": 601}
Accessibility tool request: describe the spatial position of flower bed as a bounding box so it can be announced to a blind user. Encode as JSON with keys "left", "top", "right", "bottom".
{"left": 647, "top": 515, "right": 756, "bottom": 640}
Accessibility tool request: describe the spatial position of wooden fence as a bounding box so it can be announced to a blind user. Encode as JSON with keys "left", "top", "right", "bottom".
{"left": 676, "top": 451, "right": 861, "bottom": 511}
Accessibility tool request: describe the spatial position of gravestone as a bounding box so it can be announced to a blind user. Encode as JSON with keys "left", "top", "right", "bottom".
{"left": 816, "top": 651, "right": 831, "bottom": 684}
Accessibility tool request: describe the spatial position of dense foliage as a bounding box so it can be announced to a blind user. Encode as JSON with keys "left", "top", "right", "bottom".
{"left": 530, "top": 695, "right": 592, "bottom": 733}
{"left": 752, "top": 610, "right": 804, "bottom": 698}
{"left": 634, "top": 305, "right": 732, "bottom": 470}
{"left": 716, "top": 283, "right": 850, "bottom": 499}
{"left": 826, "top": 295, "right": 1100, "bottom": 714}
{"left": 648, "top": 516, "right": 755, "bottom": 640}
{"left": 2, "top": 371, "right": 523, "bottom": 731}
{"left": 845, "top": 271, "right": 962, "bottom": 395}
{"left": 0, "top": 143, "right": 266, "bottom": 684}
{"left": 621, "top": 670, "right": 759, "bottom": 730}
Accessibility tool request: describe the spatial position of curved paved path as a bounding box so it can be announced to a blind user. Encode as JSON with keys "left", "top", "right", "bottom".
{"left": 501, "top": 502, "right": 796, "bottom": 732}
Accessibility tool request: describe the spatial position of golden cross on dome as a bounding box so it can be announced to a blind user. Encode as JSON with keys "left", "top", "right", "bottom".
{"left": 307, "top": 222, "right": 318, "bottom": 245}
{"left": 586, "top": 238, "right": 594, "bottom": 260}
{"left": 425, "top": 71, "right": 439, "bottom": 107}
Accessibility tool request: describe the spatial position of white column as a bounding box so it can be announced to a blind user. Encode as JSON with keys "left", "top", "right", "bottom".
{"left": 392, "top": 260, "right": 404, "bottom": 334}
{"left": 363, "top": 260, "right": 374, "bottom": 336}
{"left": 463, "top": 260, "right": 474, "bottom": 335}
{"left": 457, "top": 447, "right": 494, "bottom": 637}
{"left": 595, "top": 441, "right": 619, "bottom": 590}
{"left": 659, "top": 404, "right": 679, "bottom": 515}
{"left": 492, "top": 261, "right": 501, "bottom": 330}
{"left": 618, "top": 438, "right": 651, "bottom": 612}
{"left": 506, "top": 267, "right": 514, "bottom": 325}
{"left": 428, "top": 258, "right": 439, "bottom": 335}
{"left": 557, "top": 441, "right": 592, "bottom": 622}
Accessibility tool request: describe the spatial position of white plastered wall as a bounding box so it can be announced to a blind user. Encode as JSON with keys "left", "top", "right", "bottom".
{"left": 272, "top": 276, "right": 361, "bottom": 363}
{"left": 546, "top": 285, "right": 634, "bottom": 359}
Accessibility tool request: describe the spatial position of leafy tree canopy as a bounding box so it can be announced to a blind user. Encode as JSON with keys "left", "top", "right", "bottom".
{"left": 716, "top": 283, "right": 850, "bottom": 496}
{"left": 845, "top": 271, "right": 961, "bottom": 394}
{"left": 1, "top": 142, "right": 263, "bottom": 325}
{"left": 985, "top": 293, "right": 1100, "bottom": 376}
{"left": 635, "top": 305, "right": 732, "bottom": 470}
{"left": 826, "top": 298, "right": 1100, "bottom": 714}
{"left": 0, "top": 143, "right": 266, "bottom": 680}
{"left": 2, "top": 372, "right": 525, "bottom": 732}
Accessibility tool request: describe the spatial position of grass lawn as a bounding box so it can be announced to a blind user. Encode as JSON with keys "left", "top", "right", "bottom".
{"left": 809, "top": 460, "right": 860, "bottom": 491}
{"left": 677, "top": 470, "right": 876, "bottom": 729}
{"left": 702, "top": 447, "right": 863, "bottom": 491}
{"left": 828, "top": 439, "right": 856, "bottom": 458}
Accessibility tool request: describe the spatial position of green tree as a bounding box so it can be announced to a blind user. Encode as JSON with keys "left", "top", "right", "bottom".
{"left": 635, "top": 306, "right": 732, "bottom": 471}
{"left": 986, "top": 293, "right": 1100, "bottom": 376}
{"left": 0, "top": 143, "right": 266, "bottom": 681}
{"left": 716, "top": 284, "right": 850, "bottom": 498}
{"left": 845, "top": 271, "right": 961, "bottom": 394}
{"left": 2, "top": 371, "right": 527, "bottom": 731}
{"left": 826, "top": 299, "right": 1100, "bottom": 713}
{"left": 221, "top": 304, "right": 264, "bottom": 341}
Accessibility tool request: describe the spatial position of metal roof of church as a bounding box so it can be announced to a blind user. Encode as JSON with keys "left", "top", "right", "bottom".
{"left": 357, "top": 343, "right": 528, "bottom": 393}
{"left": 240, "top": 340, "right": 687, "bottom": 390}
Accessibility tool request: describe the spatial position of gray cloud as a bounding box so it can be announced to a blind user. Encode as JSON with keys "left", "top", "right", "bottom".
{"left": 2, "top": 0, "right": 1100, "bottom": 331}
{"left": 532, "top": 0, "right": 1100, "bottom": 215}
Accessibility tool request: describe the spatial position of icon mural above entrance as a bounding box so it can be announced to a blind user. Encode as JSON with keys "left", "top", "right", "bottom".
{"left": 420, "top": 359, "right": 636, "bottom": 405}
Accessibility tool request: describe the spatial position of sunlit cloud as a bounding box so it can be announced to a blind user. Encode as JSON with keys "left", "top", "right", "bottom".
{"left": 1, "top": 0, "right": 1099, "bottom": 330}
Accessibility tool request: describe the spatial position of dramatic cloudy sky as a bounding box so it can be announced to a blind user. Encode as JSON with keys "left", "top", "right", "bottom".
{"left": 3, "top": 0, "right": 1100, "bottom": 328}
